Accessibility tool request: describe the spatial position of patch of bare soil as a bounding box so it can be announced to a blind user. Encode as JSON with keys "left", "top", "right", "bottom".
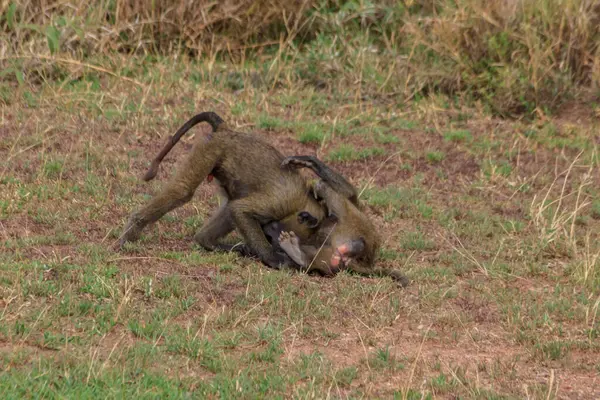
{"left": 0, "top": 214, "right": 54, "bottom": 240}
{"left": 0, "top": 340, "right": 59, "bottom": 360}
{"left": 283, "top": 317, "right": 599, "bottom": 399}
{"left": 553, "top": 98, "right": 599, "bottom": 126}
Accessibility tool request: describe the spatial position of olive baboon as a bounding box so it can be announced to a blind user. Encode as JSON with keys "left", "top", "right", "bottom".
{"left": 118, "top": 112, "right": 325, "bottom": 269}
{"left": 275, "top": 156, "right": 409, "bottom": 286}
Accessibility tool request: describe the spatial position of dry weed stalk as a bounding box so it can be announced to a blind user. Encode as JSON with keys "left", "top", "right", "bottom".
{"left": 529, "top": 151, "right": 596, "bottom": 259}
{"left": 578, "top": 233, "right": 600, "bottom": 285}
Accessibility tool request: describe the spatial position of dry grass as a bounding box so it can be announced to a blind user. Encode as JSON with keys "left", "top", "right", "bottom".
{"left": 2, "top": 0, "right": 600, "bottom": 114}
{"left": 0, "top": 0, "right": 312, "bottom": 53}
{"left": 0, "top": 1, "right": 600, "bottom": 398}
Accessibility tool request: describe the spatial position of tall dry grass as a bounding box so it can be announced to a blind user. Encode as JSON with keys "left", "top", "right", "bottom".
{"left": 1, "top": 0, "right": 599, "bottom": 115}
{"left": 400, "top": 0, "right": 600, "bottom": 115}
{"left": 0, "top": 0, "right": 315, "bottom": 54}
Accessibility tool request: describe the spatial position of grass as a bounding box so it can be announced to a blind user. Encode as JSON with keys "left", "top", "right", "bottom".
{"left": 0, "top": 1, "right": 599, "bottom": 398}
{"left": 426, "top": 151, "right": 445, "bottom": 164}
{"left": 2, "top": 0, "right": 599, "bottom": 116}
{"left": 326, "top": 144, "right": 385, "bottom": 162}
{"left": 444, "top": 130, "right": 473, "bottom": 143}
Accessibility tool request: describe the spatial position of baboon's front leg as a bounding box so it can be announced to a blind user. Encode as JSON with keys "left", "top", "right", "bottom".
{"left": 229, "top": 199, "right": 296, "bottom": 269}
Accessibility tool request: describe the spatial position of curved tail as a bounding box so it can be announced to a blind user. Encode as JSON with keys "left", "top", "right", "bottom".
{"left": 348, "top": 264, "right": 409, "bottom": 287}
{"left": 143, "top": 111, "right": 225, "bottom": 181}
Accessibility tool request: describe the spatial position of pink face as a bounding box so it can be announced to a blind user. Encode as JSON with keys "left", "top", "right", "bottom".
{"left": 329, "top": 242, "right": 353, "bottom": 272}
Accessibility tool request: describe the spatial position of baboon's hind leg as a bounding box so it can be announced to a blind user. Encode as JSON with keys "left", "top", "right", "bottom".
{"left": 119, "top": 181, "right": 196, "bottom": 245}
{"left": 278, "top": 232, "right": 309, "bottom": 267}
{"left": 193, "top": 202, "right": 236, "bottom": 250}
{"left": 119, "top": 141, "right": 216, "bottom": 246}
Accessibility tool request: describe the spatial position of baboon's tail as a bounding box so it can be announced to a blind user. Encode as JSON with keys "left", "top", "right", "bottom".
{"left": 348, "top": 264, "right": 410, "bottom": 287}
{"left": 143, "top": 111, "right": 225, "bottom": 181}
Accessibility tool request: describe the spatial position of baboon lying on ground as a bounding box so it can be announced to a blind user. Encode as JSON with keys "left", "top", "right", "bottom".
{"left": 266, "top": 156, "right": 409, "bottom": 286}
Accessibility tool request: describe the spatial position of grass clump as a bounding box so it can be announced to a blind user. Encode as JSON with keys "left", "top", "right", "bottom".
{"left": 297, "top": 122, "right": 327, "bottom": 144}
{"left": 2, "top": 1, "right": 599, "bottom": 116}
{"left": 426, "top": 151, "right": 445, "bottom": 164}
{"left": 444, "top": 130, "right": 472, "bottom": 143}
{"left": 326, "top": 144, "right": 384, "bottom": 162}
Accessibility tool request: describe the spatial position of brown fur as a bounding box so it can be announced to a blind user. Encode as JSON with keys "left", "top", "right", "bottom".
{"left": 276, "top": 156, "right": 409, "bottom": 286}
{"left": 118, "top": 112, "right": 325, "bottom": 269}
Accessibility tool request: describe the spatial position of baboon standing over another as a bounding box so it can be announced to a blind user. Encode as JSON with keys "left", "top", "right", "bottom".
{"left": 119, "top": 112, "right": 326, "bottom": 269}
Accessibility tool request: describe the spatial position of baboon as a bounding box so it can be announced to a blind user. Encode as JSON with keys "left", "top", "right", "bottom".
{"left": 118, "top": 111, "right": 326, "bottom": 269}
{"left": 274, "top": 156, "right": 409, "bottom": 286}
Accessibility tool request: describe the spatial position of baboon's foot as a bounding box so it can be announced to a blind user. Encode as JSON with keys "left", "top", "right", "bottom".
{"left": 278, "top": 231, "right": 304, "bottom": 264}
{"left": 192, "top": 232, "right": 212, "bottom": 251}
{"left": 118, "top": 218, "right": 143, "bottom": 248}
{"left": 193, "top": 232, "right": 238, "bottom": 254}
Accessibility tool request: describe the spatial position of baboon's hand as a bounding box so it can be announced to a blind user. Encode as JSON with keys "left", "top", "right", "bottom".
{"left": 313, "top": 179, "right": 330, "bottom": 196}
{"left": 281, "top": 156, "right": 316, "bottom": 170}
{"left": 227, "top": 243, "right": 255, "bottom": 257}
{"left": 263, "top": 221, "right": 284, "bottom": 244}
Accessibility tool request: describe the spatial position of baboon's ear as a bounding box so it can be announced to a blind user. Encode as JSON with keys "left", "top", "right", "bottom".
{"left": 297, "top": 211, "right": 319, "bottom": 229}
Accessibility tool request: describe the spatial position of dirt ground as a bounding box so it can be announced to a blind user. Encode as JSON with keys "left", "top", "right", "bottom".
{"left": 1, "top": 74, "right": 599, "bottom": 398}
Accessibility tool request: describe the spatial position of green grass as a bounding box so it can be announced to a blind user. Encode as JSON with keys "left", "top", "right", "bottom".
{"left": 326, "top": 144, "right": 385, "bottom": 162}
{"left": 426, "top": 151, "right": 445, "bottom": 164}
{"left": 1, "top": 9, "right": 599, "bottom": 397}
{"left": 257, "top": 113, "right": 286, "bottom": 131}
{"left": 401, "top": 231, "right": 436, "bottom": 251}
{"left": 444, "top": 129, "right": 472, "bottom": 143}
{"left": 297, "top": 122, "right": 327, "bottom": 144}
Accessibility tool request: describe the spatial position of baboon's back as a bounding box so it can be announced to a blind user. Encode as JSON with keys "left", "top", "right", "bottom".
{"left": 210, "top": 130, "right": 308, "bottom": 204}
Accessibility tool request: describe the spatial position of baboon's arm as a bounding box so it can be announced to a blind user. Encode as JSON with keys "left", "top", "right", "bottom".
{"left": 281, "top": 156, "right": 358, "bottom": 206}
{"left": 229, "top": 197, "right": 296, "bottom": 270}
